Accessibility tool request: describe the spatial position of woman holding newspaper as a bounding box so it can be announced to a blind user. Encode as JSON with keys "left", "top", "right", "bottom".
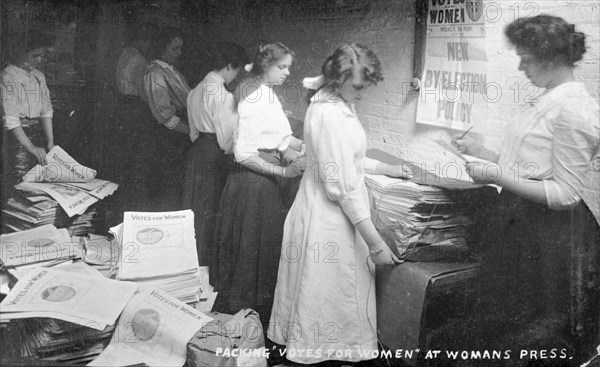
{"left": 1, "top": 31, "right": 56, "bottom": 203}
{"left": 268, "top": 43, "right": 412, "bottom": 365}
{"left": 452, "top": 15, "right": 599, "bottom": 358}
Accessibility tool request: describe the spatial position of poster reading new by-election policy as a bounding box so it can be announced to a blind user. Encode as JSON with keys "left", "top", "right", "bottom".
{"left": 417, "top": 0, "right": 489, "bottom": 130}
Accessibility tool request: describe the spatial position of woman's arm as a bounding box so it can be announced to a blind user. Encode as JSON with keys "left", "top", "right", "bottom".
{"left": 452, "top": 134, "right": 499, "bottom": 162}
{"left": 364, "top": 158, "right": 413, "bottom": 179}
{"left": 40, "top": 117, "right": 54, "bottom": 150}
{"left": 11, "top": 126, "right": 48, "bottom": 165}
{"left": 355, "top": 219, "right": 400, "bottom": 265}
{"left": 239, "top": 155, "right": 302, "bottom": 178}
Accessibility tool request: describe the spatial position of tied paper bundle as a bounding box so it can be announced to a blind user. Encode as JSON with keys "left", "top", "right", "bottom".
{"left": 365, "top": 174, "right": 472, "bottom": 262}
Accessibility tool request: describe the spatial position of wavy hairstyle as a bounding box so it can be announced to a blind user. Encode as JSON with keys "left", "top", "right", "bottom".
{"left": 234, "top": 41, "right": 294, "bottom": 106}
{"left": 505, "top": 14, "right": 586, "bottom": 67}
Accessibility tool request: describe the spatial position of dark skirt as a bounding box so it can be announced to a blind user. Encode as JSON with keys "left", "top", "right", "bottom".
{"left": 2, "top": 119, "right": 44, "bottom": 203}
{"left": 182, "top": 134, "right": 231, "bottom": 265}
{"left": 475, "top": 190, "right": 599, "bottom": 354}
{"left": 211, "top": 153, "right": 293, "bottom": 324}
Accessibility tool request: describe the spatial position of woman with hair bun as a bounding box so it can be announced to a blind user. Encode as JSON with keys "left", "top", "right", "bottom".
{"left": 453, "top": 15, "right": 599, "bottom": 357}
{"left": 268, "top": 43, "right": 412, "bottom": 365}
{"left": 211, "top": 42, "right": 305, "bottom": 326}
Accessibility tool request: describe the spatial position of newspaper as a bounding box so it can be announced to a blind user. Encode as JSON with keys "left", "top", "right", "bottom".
{"left": 15, "top": 182, "right": 99, "bottom": 217}
{"left": 59, "top": 179, "right": 119, "bottom": 200}
{"left": 0, "top": 224, "right": 78, "bottom": 267}
{"left": 22, "top": 146, "right": 97, "bottom": 183}
{"left": 88, "top": 287, "right": 213, "bottom": 367}
{"left": 0, "top": 268, "right": 138, "bottom": 329}
{"left": 118, "top": 210, "right": 198, "bottom": 280}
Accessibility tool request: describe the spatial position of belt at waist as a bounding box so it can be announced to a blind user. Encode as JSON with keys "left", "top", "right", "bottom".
{"left": 19, "top": 117, "right": 41, "bottom": 127}
{"left": 197, "top": 132, "right": 218, "bottom": 141}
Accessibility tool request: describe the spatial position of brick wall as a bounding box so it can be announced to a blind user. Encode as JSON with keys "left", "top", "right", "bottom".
{"left": 196, "top": 0, "right": 599, "bottom": 155}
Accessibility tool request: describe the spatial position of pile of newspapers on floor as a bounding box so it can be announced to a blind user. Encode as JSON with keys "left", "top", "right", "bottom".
{"left": 365, "top": 138, "right": 482, "bottom": 262}
{"left": 0, "top": 210, "right": 219, "bottom": 366}
{"left": 1, "top": 146, "right": 118, "bottom": 236}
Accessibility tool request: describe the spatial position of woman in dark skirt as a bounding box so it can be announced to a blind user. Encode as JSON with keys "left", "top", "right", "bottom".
{"left": 453, "top": 15, "right": 599, "bottom": 361}
{"left": 183, "top": 42, "right": 249, "bottom": 265}
{"left": 142, "top": 27, "right": 192, "bottom": 211}
{"left": 211, "top": 42, "right": 306, "bottom": 325}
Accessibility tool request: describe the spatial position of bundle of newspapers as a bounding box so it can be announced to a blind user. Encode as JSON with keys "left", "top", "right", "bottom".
{"left": 365, "top": 174, "right": 472, "bottom": 262}
{"left": 1, "top": 146, "right": 118, "bottom": 236}
{"left": 112, "top": 210, "right": 205, "bottom": 304}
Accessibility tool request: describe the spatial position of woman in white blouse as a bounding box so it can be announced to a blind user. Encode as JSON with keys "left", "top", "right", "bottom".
{"left": 1, "top": 31, "right": 55, "bottom": 203}
{"left": 453, "top": 15, "right": 599, "bottom": 358}
{"left": 269, "top": 43, "right": 413, "bottom": 365}
{"left": 183, "top": 42, "right": 249, "bottom": 265}
{"left": 211, "top": 42, "right": 305, "bottom": 327}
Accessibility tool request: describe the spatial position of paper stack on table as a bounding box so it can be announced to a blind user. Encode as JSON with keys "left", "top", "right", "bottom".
{"left": 365, "top": 174, "right": 472, "bottom": 262}
{"left": 116, "top": 210, "right": 203, "bottom": 303}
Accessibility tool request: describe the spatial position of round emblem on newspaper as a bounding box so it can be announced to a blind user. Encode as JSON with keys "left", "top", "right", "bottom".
{"left": 466, "top": 0, "right": 483, "bottom": 22}
{"left": 27, "top": 238, "right": 55, "bottom": 248}
{"left": 41, "top": 285, "right": 76, "bottom": 302}
{"left": 136, "top": 228, "right": 164, "bottom": 245}
{"left": 131, "top": 308, "right": 161, "bottom": 341}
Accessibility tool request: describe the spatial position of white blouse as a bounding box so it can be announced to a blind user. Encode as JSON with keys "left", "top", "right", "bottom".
{"left": 497, "top": 82, "right": 599, "bottom": 210}
{"left": 1, "top": 64, "right": 53, "bottom": 130}
{"left": 234, "top": 83, "right": 292, "bottom": 163}
{"left": 187, "top": 72, "right": 237, "bottom": 153}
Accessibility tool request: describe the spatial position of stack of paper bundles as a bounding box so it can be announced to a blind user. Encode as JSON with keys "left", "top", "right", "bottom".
{"left": 89, "top": 287, "right": 213, "bottom": 367}
{"left": 0, "top": 267, "right": 138, "bottom": 329}
{"left": 117, "top": 210, "right": 203, "bottom": 303}
{"left": 0, "top": 225, "right": 82, "bottom": 281}
{"left": 365, "top": 174, "right": 471, "bottom": 261}
{"left": 1, "top": 191, "right": 96, "bottom": 236}
{"left": 0, "top": 262, "right": 122, "bottom": 364}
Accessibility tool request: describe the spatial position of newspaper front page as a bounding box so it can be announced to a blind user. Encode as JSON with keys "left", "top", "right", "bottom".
{"left": 89, "top": 287, "right": 213, "bottom": 367}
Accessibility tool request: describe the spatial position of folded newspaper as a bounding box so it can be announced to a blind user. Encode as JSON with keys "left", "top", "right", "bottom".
{"left": 0, "top": 267, "right": 138, "bottom": 330}
{"left": 11, "top": 146, "right": 118, "bottom": 218}
{"left": 89, "top": 287, "right": 213, "bottom": 367}
{"left": 22, "top": 146, "right": 97, "bottom": 183}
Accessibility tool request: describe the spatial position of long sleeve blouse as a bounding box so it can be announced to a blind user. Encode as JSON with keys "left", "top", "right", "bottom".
{"left": 143, "top": 60, "right": 191, "bottom": 129}
{"left": 497, "top": 82, "right": 599, "bottom": 211}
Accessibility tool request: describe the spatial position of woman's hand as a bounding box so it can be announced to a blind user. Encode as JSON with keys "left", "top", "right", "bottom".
{"left": 465, "top": 161, "right": 501, "bottom": 184}
{"left": 29, "top": 146, "right": 48, "bottom": 165}
{"left": 369, "top": 245, "right": 401, "bottom": 266}
{"left": 284, "top": 160, "right": 305, "bottom": 178}
{"left": 451, "top": 134, "right": 481, "bottom": 155}
{"left": 385, "top": 164, "right": 414, "bottom": 180}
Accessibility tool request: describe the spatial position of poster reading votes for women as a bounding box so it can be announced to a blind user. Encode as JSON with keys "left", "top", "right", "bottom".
{"left": 417, "top": 0, "right": 489, "bottom": 130}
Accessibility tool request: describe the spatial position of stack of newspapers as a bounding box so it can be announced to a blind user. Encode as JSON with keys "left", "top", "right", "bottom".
{"left": 113, "top": 210, "right": 203, "bottom": 303}
{"left": 0, "top": 267, "right": 138, "bottom": 364}
{"left": 365, "top": 174, "right": 472, "bottom": 262}
{"left": 0, "top": 146, "right": 117, "bottom": 236}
